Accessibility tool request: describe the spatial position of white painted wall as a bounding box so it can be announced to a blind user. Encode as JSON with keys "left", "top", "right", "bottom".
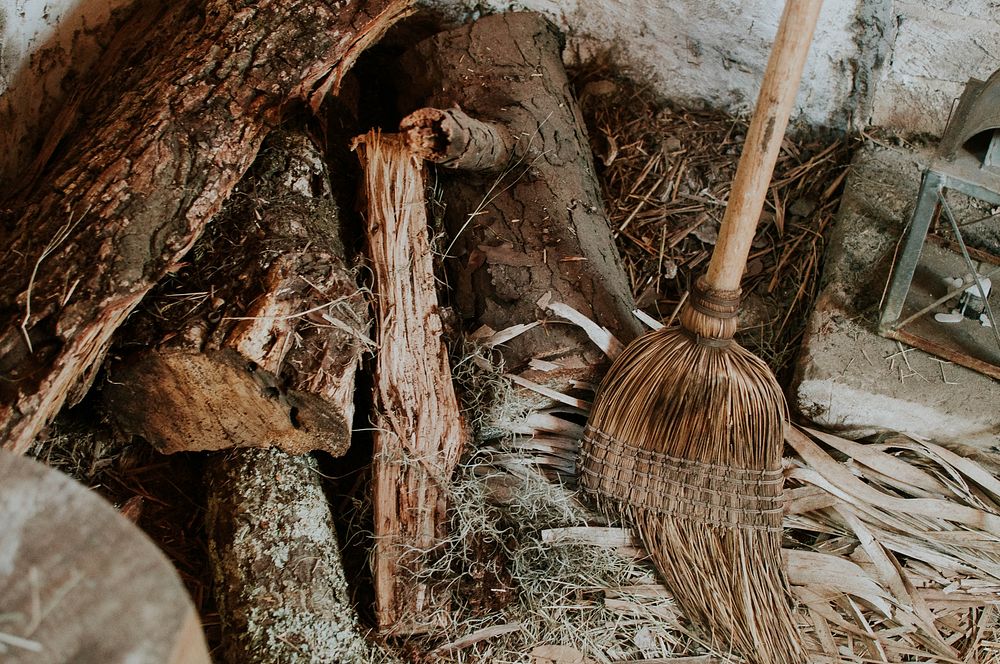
{"left": 458, "top": 0, "right": 862, "bottom": 130}
{"left": 2, "top": 0, "right": 1000, "bottom": 189}
{"left": 871, "top": 0, "right": 1000, "bottom": 135}
{"left": 0, "top": 0, "right": 136, "bottom": 188}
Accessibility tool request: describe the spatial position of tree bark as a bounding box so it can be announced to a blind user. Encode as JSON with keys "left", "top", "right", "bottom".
{"left": 0, "top": 449, "right": 211, "bottom": 664}
{"left": 394, "top": 12, "right": 641, "bottom": 409}
{"left": 0, "top": 0, "right": 414, "bottom": 454}
{"left": 354, "top": 131, "right": 468, "bottom": 635}
{"left": 205, "top": 448, "right": 378, "bottom": 664}
{"left": 103, "top": 130, "right": 369, "bottom": 456}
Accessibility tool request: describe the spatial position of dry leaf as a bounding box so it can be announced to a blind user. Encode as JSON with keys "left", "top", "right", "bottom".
{"left": 529, "top": 644, "right": 595, "bottom": 664}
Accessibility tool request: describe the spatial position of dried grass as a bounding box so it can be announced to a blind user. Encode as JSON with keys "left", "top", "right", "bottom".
{"left": 572, "top": 62, "right": 856, "bottom": 382}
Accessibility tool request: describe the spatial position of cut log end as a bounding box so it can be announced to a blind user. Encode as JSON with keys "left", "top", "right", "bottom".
{"left": 104, "top": 348, "right": 350, "bottom": 456}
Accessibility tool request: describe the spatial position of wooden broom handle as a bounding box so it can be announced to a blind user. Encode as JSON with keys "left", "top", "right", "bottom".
{"left": 706, "top": 0, "right": 823, "bottom": 292}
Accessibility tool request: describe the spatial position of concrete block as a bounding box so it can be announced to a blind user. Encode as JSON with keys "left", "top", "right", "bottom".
{"left": 791, "top": 143, "right": 1000, "bottom": 451}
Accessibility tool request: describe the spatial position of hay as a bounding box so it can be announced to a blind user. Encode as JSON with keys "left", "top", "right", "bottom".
{"left": 572, "top": 64, "right": 855, "bottom": 382}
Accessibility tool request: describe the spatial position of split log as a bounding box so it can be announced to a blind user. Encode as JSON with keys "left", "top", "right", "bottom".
{"left": 395, "top": 12, "right": 642, "bottom": 409}
{"left": 206, "top": 448, "right": 377, "bottom": 664}
{"left": 354, "top": 132, "right": 468, "bottom": 635}
{"left": 0, "top": 449, "right": 210, "bottom": 663}
{"left": 0, "top": 0, "right": 414, "bottom": 454}
{"left": 103, "top": 130, "right": 369, "bottom": 456}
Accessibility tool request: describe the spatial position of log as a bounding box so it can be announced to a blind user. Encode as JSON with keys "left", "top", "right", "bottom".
{"left": 394, "top": 12, "right": 642, "bottom": 409}
{"left": 111, "top": 128, "right": 377, "bottom": 660}
{"left": 354, "top": 131, "right": 468, "bottom": 635}
{"left": 0, "top": 448, "right": 211, "bottom": 663}
{"left": 103, "top": 130, "right": 369, "bottom": 456}
{"left": 206, "top": 448, "right": 377, "bottom": 664}
{"left": 0, "top": 0, "right": 414, "bottom": 454}
{"left": 400, "top": 107, "right": 513, "bottom": 171}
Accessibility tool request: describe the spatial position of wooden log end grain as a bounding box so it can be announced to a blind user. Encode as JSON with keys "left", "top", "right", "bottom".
{"left": 0, "top": 449, "right": 210, "bottom": 663}
{"left": 102, "top": 129, "right": 369, "bottom": 457}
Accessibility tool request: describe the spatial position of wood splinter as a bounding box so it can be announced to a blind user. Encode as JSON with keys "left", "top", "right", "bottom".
{"left": 354, "top": 130, "right": 467, "bottom": 635}
{"left": 400, "top": 107, "right": 513, "bottom": 171}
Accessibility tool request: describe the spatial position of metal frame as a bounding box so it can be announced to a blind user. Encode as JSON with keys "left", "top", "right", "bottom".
{"left": 879, "top": 150, "right": 1000, "bottom": 379}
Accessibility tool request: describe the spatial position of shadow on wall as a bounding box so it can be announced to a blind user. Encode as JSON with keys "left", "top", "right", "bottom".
{"left": 0, "top": 0, "right": 147, "bottom": 191}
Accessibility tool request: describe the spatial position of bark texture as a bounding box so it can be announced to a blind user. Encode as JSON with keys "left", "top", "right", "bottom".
{"left": 103, "top": 130, "right": 368, "bottom": 456}
{"left": 355, "top": 132, "right": 467, "bottom": 635}
{"left": 0, "top": 0, "right": 413, "bottom": 454}
{"left": 395, "top": 12, "right": 641, "bottom": 401}
{"left": 0, "top": 449, "right": 210, "bottom": 664}
{"left": 205, "top": 448, "right": 376, "bottom": 664}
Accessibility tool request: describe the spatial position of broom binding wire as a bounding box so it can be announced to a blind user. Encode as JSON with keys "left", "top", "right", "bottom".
{"left": 581, "top": 424, "right": 784, "bottom": 532}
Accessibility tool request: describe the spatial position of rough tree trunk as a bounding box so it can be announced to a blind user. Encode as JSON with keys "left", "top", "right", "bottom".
{"left": 105, "top": 128, "right": 376, "bottom": 661}
{"left": 355, "top": 132, "right": 467, "bottom": 635}
{"left": 395, "top": 12, "right": 642, "bottom": 410}
{"left": 0, "top": 0, "right": 413, "bottom": 454}
{"left": 103, "top": 130, "right": 368, "bottom": 456}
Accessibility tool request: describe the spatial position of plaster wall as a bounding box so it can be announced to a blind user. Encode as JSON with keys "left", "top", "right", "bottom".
{"left": 454, "top": 0, "right": 863, "bottom": 130}
{"left": 870, "top": 0, "right": 1000, "bottom": 136}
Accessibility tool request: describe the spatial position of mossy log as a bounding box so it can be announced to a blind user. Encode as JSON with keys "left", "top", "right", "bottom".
{"left": 205, "top": 448, "right": 377, "bottom": 664}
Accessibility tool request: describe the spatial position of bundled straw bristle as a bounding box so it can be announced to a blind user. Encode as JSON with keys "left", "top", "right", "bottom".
{"left": 581, "top": 287, "right": 804, "bottom": 663}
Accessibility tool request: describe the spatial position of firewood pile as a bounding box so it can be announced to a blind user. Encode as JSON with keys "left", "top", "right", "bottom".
{"left": 2, "top": 2, "right": 998, "bottom": 662}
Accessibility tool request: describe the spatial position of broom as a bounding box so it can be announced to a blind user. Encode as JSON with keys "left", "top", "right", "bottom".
{"left": 580, "top": 2, "right": 822, "bottom": 662}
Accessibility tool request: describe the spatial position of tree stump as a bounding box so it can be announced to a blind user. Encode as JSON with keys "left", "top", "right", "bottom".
{"left": 0, "top": 0, "right": 414, "bottom": 454}
{"left": 0, "top": 449, "right": 210, "bottom": 663}
{"left": 103, "top": 130, "right": 369, "bottom": 456}
{"left": 395, "top": 12, "right": 642, "bottom": 413}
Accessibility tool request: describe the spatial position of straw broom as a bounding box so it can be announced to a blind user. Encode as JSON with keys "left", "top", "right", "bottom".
{"left": 580, "top": 2, "right": 822, "bottom": 662}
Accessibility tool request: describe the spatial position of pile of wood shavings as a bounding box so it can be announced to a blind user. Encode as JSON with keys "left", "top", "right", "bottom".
{"left": 573, "top": 65, "right": 857, "bottom": 382}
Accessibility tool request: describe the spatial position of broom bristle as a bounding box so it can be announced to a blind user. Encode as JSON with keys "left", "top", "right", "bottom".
{"left": 581, "top": 281, "right": 805, "bottom": 664}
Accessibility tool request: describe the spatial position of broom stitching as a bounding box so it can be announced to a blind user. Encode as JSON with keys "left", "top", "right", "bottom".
{"left": 576, "top": 459, "right": 785, "bottom": 507}
{"left": 678, "top": 327, "right": 733, "bottom": 348}
{"left": 583, "top": 425, "right": 784, "bottom": 482}
{"left": 577, "top": 467, "right": 784, "bottom": 531}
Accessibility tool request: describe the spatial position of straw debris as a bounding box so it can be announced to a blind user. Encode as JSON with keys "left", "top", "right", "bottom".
{"left": 572, "top": 62, "right": 856, "bottom": 382}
